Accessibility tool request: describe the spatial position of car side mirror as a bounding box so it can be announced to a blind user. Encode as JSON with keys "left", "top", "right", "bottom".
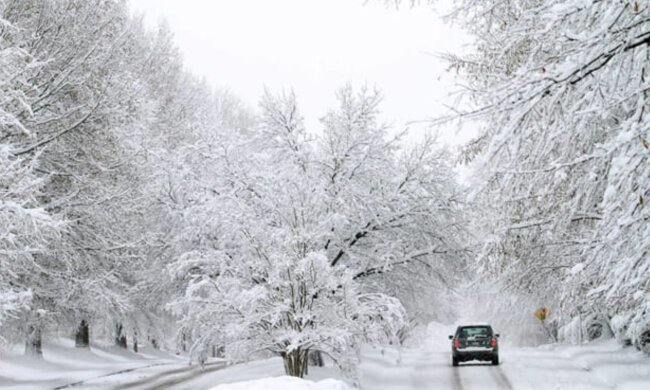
{"left": 495, "top": 334, "right": 500, "bottom": 338}
{"left": 448, "top": 335, "right": 453, "bottom": 340}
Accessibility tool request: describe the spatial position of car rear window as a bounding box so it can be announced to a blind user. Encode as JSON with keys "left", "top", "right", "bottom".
{"left": 458, "top": 326, "right": 492, "bottom": 338}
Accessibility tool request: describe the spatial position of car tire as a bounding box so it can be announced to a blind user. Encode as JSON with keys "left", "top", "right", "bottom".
{"left": 491, "top": 354, "right": 499, "bottom": 365}
{"left": 452, "top": 356, "right": 459, "bottom": 367}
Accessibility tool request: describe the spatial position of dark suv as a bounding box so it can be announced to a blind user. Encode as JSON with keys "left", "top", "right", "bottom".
{"left": 448, "top": 324, "right": 500, "bottom": 366}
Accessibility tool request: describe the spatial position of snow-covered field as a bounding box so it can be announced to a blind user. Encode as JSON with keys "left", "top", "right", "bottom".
{"left": 1, "top": 324, "right": 649, "bottom": 390}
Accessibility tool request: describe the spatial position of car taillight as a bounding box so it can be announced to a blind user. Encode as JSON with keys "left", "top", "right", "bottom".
{"left": 454, "top": 339, "right": 460, "bottom": 349}
{"left": 491, "top": 337, "right": 497, "bottom": 347}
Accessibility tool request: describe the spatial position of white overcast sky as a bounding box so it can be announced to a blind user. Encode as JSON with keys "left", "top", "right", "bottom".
{"left": 128, "top": 0, "right": 472, "bottom": 145}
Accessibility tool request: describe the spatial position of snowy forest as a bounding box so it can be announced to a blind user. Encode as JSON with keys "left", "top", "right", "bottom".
{"left": 0, "top": 0, "right": 648, "bottom": 383}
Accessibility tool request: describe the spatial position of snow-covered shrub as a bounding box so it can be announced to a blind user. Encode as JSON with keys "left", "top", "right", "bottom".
{"left": 609, "top": 308, "right": 650, "bottom": 354}
{"left": 610, "top": 313, "right": 633, "bottom": 346}
{"left": 583, "top": 313, "right": 613, "bottom": 342}
{"left": 558, "top": 316, "right": 581, "bottom": 345}
{"left": 558, "top": 313, "right": 614, "bottom": 344}
{"left": 627, "top": 300, "right": 650, "bottom": 354}
{"left": 637, "top": 329, "right": 650, "bottom": 355}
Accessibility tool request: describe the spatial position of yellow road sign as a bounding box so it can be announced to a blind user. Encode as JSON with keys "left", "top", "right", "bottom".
{"left": 535, "top": 307, "right": 549, "bottom": 321}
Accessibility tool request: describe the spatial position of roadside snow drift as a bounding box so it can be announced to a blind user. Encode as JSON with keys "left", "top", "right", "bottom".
{"left": 209, "top": 376, "right": 352, "bottom": 390}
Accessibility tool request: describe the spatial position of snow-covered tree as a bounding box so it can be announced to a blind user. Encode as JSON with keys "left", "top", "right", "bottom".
{"left": 170, "top": 86, "right": 467, "bottom": 376}
{"left": 0, "top": 146, "right": 63, "bottom": 342}
{"left": 0, "top": 2, "right": 64, "bottom": 347}
{"left": 1, "top": 0, "right": 160, "bottom": 353}
{"left": 135, "top": 83, "right": 251, "bottom": 352}
{"left": 444, "top": 0, "right": 649, "bottom": 348}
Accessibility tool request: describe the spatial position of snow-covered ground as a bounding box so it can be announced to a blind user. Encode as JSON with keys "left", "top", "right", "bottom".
{"left": 1, "top": 325, "right": 649, "bottom": 389}
{"left": 209, "top": 376, "right": 351, "bottom": 390}
{"left": 0, "top": 338, "right": 185, "bottom": 390}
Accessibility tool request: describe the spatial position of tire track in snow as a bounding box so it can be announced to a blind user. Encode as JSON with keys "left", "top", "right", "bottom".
{"left": 130, "top": 363, "right": 226, "bottom": 390}
{"left": 451, "top": 366, "right": 464, "bottom": 390}
{"left": 52, "top": 361, "right": 177, "bottom": 389}
{"left": 488, "top": 366, "right": 513, "bottom": 390}
{"left": 110, "top": 362, "right": 225, "bottom": 390}
{"left": 454, "top": 363, "right": 509, "bottom": 390}
{"left": 408, "top": 351, "right": 456, "bottom": 390}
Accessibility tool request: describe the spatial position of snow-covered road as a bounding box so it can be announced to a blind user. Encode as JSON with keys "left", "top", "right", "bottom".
{"left": 361, "top": 344, "right": 512, "bottom": 390}
{"left": 359, "top": 339, "right": 650, "bottom": 390}
{"left": 2, "top": 332, "right": 649, "bottom": 389}
{"left": 65, "top": 341, "right": 649, "bottom": 390}
{"left": 74, "top": 361, "right": 227, "bottom": 389}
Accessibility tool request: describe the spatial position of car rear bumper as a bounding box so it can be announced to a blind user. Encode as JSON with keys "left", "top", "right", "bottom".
{"left": 453, "top": 348, "right": 497, "bottom": 361}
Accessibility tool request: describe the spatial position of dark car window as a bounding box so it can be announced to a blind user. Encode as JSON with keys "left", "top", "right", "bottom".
{"left": 457, "top": 326, "right": 492, "bottom": 339}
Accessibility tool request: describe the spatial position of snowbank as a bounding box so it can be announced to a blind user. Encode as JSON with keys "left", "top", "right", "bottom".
{"left": 209, "top": 376, "right": 352, "bottom": 390}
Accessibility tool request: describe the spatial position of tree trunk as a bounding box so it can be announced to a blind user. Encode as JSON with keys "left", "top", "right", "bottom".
{"left": 133, "top": 332, "right": 138, "bottom": 353}
{"left": 309, "top": 350, "right": 324, "bottom": 367}
{"left": 25, "top": 325, "right": 43, "bottom": 357}
{"left": 302, "top": 349, "right": 309, "bottom": 377}
{"left": 75, "top": 320, "right": 90, "bottom": 348}
{"left": 115, "top": 323, "right": 127, "bottom": 349}
{"left": 282, "top": 349, "right": 308, "bottom": 378}
{"left": 181, "top": 332, "right": 187, "bottom": 352}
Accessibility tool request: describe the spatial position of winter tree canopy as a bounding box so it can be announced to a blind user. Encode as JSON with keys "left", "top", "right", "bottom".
{"left": 168, "top": 87, "right": 467, "bottom": 376}
{"left": 443, "top": 0, "right": 649, "bottom": 348}
{"left": 1, "top": 0, "right": 648, "bottom": 382}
